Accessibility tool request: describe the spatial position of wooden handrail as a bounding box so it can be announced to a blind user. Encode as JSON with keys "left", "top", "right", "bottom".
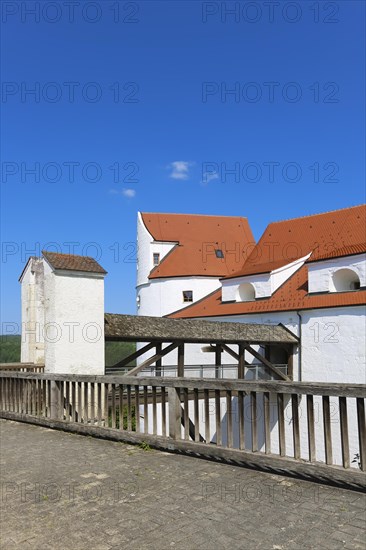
{"left": 0, "top": 371, "right": 364, "bottom": 398}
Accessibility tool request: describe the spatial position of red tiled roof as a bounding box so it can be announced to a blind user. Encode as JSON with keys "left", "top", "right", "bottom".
{"left": 170, "top": 265, "right": 366, "bottom": 318}
{"left": 141, "top": 213, "right": 255, "bottom": 278}
{"left": 42, "top": 251, "right": 107, "bottom": 274}
{"left": 227, "top": 204, "right": 366, "bottom": 279}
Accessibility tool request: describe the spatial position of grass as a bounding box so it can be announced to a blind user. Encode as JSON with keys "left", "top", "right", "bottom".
{"left": 107, "top": 405, "right": 136, "bottom": 430}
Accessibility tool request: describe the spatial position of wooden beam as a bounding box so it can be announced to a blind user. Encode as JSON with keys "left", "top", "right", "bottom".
{"left": 177, "top": 344, "right": 185, "bottom": 377}
{"left": 215, "top": 344, "right": 222, "bottom": 379}
{"left": 244, "top": 345, "right": 289, "bottom": 381}
{"left": 126, "top": 342, "right": 180, "bottom": 376}
{"left": 238, "top": 344, "right": 245, "bottom": 379}
{"left": 155, "top": 343, "right": 162, "bottom": 377}
{"left": 221, "top": 344, "right": 239, "bottom": 361}
{"left": 2, "top": 371, "right": 365, "bottom": 398}
{"left": 180, "top": 403, "right": 205, "bottom": 442}
{"left": 111, "top": 342, "right": 156, "bottom": 368}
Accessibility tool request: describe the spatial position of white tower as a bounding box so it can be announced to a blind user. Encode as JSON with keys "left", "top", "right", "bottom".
{"left": 20, "top": 251, "right": 107, "bottom": 375}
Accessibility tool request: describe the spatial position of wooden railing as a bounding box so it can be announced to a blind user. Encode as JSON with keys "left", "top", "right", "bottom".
{"left": 0, "top": 371, "right": 365, "bottom": 488}
{"left": 0, "top": 363, "right": 45, "bottom": 373}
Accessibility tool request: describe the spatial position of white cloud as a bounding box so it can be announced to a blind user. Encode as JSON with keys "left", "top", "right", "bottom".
{"left": 167, "top": 161, "right": 193, "bottom": 180}
{"left": 109, "top": 188, "right": 136, "bottom": 198}
{"left": 201, "top": 171, "right": 219, "bottom": 185}
{"left": 122, "top": 188, "right": 136, "bottom": 198}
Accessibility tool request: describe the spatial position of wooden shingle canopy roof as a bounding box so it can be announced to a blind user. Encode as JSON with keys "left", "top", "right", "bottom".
{"left": 104, "top": 313, "right": 298, "bottom": 345}
{"left": 42, "top": 251, "right": 107, "bottom": 274}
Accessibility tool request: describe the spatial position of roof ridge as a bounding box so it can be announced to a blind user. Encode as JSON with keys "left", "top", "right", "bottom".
{"left": 267, "top": 203, "right": 365, "bottom": 226}
{"left": 141, "top": 212, "right": 249, "bottom": 220}
{"left": 42, "top": 250, "right": 97, "bottom": 260}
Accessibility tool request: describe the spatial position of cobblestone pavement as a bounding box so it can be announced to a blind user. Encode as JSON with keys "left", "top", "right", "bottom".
{"left": 0, "top": 420, "right": 365, "bottom": 550}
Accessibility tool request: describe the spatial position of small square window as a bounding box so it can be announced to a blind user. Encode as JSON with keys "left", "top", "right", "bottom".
{"left": 153, "top": 253, "right": 160, "bottom": 266}
{"left": 215, "top": 249, "right": 224, "bottom": 258}
{"left": 183, "top": 290, "right": 193, "bottom": 302}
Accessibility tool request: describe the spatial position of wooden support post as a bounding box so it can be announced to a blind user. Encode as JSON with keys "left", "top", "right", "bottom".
{"left": 161, "top": 387, "right": 167, "bottom": 437}
{"left": 356, "top": 397, "right": 366, "bottom": 472}
{"left": 134, "top": 385, "right": 140, "bottom": 433}
{"left": 168, "top": 387, "right": 181, "bottom": 440}
{"left": 287, "top": 345, "right": 295, "bottom": 380}
{"left": 177, "top": 343, "right": 185, "bottom": 378}
{"left": 215, "top": 344, "right": 222, "bottom": 379}
{"left": 277, "top": 393, "right": 286, "bottom": 456}
{"left": 238, "top": 390, "right": 245, "bottom": 450}
{"left": 307, "top": 394, "right": 316, "bottom": 462}
{"left": 251, "top": 391, "right": 258, "bottom": 452}
{"left": 339, "top": 396, "right": 350, "bottom": 469}
{"left": 50, "top": 380, "right": 62, "bottom": 420}
{"left": 155, "top": 343, "right": 162, "bottom": 377}
{"left": 263, "top": 392, "right": 271, "bottom": 454}
{"left": 111, "top": 385, "right": 116, "bottom": 429}
{"left": 291, "top": 394, "right": 300, "bottom": 459}
{"left": 204, "top": 388, "right": 210, "bottom": 444}
{"left": 226, "top": 390, "right": 233, "bottom": 448}
{"left": 323, "top": 396, "right": 333, "bottom": 465}
{"left": 238, "top": 344, "right": 245, "bottom": 379}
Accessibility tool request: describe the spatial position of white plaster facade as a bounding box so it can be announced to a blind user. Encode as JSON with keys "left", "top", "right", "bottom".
{"left": 221, "top": 253, "right": 312, "bottom": 302}
{"left": 20, "top": 256, "right": 106, "bottom": 375}
{"left": 136, "top": 212, "right": 222, "bottom": 318}
{"left": 308, "top": 253, "right": 366, "bottom": 294}
{"left": 20, "top": 258, "right": 45, "bottom": 364}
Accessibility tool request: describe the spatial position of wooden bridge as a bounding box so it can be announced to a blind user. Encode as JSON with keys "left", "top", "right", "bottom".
{"left": 1, "top": 370, "right": 365, "bottom": 490}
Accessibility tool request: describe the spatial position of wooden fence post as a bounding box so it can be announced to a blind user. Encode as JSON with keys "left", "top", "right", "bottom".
{"left": 168, "top": 387, "right": 181, "bottom": 440}
{"left": 50, "top": 381, "right": 62, "bottom": 420}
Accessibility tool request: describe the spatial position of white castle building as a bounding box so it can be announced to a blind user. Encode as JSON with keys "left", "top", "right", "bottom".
{"left": 137, "top": 205, "right": 366, "bottom": 385}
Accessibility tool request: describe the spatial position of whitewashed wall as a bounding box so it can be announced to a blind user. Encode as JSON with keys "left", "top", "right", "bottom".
{"left": 222, "top": 253, "right": 311, "bottom": 301}
{"left": 308, "top": 254, "right": 366, "bottom": 293}
{"left": 136, "top": 212, "right": 176, "bottom": 288}
{"left": 43, "top": 268, "right": 105, "bottom": 375}
{"left": 20, "top": 258, "right": 45, "bottom": 364}
{"left": 300, "top": 306, "right": 366, "bottom": 383}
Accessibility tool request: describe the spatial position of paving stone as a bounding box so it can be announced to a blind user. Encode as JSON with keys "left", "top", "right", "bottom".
{"left": 1, "top": 419, "right": 365, "bottom": 550}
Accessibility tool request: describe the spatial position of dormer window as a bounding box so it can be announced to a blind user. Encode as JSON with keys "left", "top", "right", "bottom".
{"left": 332, "top": 268, "right": 361, "bottom": 292}
{"left": 153, "top": 253, "right": 160, "bottom": 266}
{"left": 183, "top": 290, "right": 193, "bottom": 302}
{"left": 215, "top": 249, "right": 224, "bottom": 258}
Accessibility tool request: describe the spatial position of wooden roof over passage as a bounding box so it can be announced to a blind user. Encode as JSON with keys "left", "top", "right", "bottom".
{"left": 104, "top": 314, "right": 298, "bottom": 345}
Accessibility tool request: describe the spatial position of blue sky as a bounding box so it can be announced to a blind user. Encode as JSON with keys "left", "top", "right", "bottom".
{"left": 1, "top": 0, "right": 365, "bottom": 328}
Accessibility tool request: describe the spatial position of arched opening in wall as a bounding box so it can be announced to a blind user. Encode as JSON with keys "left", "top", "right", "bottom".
{"left": 236, "top": 283, "right": 255, "bottom": 302}
{"left": 332, "top": 268, "right": 361, "bottom": 292}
